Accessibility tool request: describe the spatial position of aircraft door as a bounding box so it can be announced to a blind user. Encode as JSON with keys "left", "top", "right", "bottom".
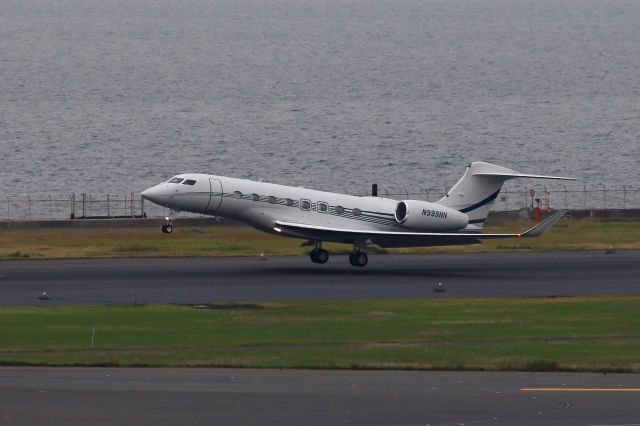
{"left": 207, "top": 178, "right": 223, "bottom": 213}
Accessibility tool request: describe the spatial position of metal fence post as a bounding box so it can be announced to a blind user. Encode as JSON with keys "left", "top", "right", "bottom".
{"left": 82, "top": 193, "right": 86, "bottom": 218}
{"left": 583, "top": 186, "right": 587, "bottom": 209}
{"left": 6, "top": 196, "right": 9, "bottom": 220}
{"left": 140, "top": 195, "right": 144, "bottom": 218}
{"left": 107, "top": 194, "right": 110, "bottom": 217}
{"left": 623, "top": 186, "right": 626, "bottom": 210}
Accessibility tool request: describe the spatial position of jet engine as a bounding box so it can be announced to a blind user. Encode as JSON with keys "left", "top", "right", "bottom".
{"left": 394, "top": 200, "right": 468, "bottom": 231}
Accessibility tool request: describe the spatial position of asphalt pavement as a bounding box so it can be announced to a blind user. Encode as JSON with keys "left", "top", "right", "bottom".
{"left": 2, "top": 252, "right": 639, "bottom": 425}
{"left": 1, "top": 367, "right": 639, "bottom": 425}
{"left": 0, "top": 251, "right": 638, "bottom": 305}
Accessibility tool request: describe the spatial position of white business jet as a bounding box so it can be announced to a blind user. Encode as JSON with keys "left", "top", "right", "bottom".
{"left": 141, "top": 161, "right": 575, "bottom": 267}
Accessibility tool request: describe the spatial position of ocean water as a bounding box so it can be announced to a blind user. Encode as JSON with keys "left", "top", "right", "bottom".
{"left": 2, "top": 0, "right": 639, "bottom": 197}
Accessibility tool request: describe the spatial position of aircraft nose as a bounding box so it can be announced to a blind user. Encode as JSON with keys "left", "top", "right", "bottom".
{"left": 141, "top": 184, "right": 166, "bottom": 204}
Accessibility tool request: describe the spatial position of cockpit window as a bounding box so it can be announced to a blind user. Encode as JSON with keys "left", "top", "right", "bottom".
{"left": 168, "top": 178, "right": 184, "bottom": 184}
{"left": 182, "top": 179, "right": 197, "bottom": 186}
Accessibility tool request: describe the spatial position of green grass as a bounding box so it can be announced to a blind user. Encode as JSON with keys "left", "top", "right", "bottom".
{"left": 0, "top": 216, "right": 639, "bottom": 259}
{"left": 2, "top": 296, "right": 640, "bottom": 371}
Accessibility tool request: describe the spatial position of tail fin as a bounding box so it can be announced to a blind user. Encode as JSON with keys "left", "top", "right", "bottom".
{"left": 436, "top": 162, "right": 576, "bottom": 230}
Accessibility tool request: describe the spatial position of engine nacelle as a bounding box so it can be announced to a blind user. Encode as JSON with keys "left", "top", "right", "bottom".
{"left": 394, "top": 200, "right": 468, "bottom": 231}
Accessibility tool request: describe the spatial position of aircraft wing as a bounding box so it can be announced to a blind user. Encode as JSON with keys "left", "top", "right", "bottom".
{"left": 274, "top": 210, "right": 567, "bottom": 248}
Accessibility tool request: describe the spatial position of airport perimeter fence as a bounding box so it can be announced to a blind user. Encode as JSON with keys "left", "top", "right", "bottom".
{"left": 1, "top": 186, "right": 639, "bottom": 221}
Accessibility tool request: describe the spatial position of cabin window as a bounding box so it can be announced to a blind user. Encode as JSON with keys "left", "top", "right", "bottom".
{"left": 285, "top": 198, "right": 294, "bottom": 206}
{"left": 334, "top": 205, "right": 344, "bottom": 214}
{"left": 168, "top": 178, "right": 183, "bottom": 184}
{"left": 317, "top": 202, "right": 328, "bottom": 213}
{"left": 352, "top": 208, "right": 362, "bottom": 216}
{"left": 182, "top": 179, "right": 196, "bottom": 186}
{"left": 233, "top": 191, "right": 242, "bottom": 199}
{"left": 251, "top": 193, "right": 260, "bottom": 201}
{"left": 267, "top": 196, "right": 277, "bottom": 204}
{"left": 300, "top": 199, "right": 311, "bottom": 211}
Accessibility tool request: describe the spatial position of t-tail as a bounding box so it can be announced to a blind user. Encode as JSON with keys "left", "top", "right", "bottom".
{"left": 436, "top": 162, "right": 576, "bottom": 231}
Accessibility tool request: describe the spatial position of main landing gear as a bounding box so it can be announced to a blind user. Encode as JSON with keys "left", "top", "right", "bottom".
{"left": 306, "top": 241, "right": 368, "bottom": 267}
{"left": 348, "top": 251, "right": 368, "bottom": 267}
{"left": 348, "top": 242, "right": 368, "bottom": 267}
{"left": 309, "top": 241, "right": 329, "bottom": 264}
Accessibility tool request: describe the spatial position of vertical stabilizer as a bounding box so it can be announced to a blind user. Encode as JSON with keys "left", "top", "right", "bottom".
{"left": 436, "top": 162, "right": 576, "bottom": 230}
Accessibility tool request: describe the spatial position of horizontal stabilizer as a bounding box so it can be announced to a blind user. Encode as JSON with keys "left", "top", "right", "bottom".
{"left": 473, "top": 172, "right": 577, "bottom": 181}
{"left": 466, "top": 161, "right": 577, "bottom": 181}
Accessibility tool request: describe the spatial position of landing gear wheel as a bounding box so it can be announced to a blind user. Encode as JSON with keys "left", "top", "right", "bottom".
{"left": 310, "top": 248, "right": 329, "bottom": 264}
{"left": 161, "top": 217, "right": 173, "bottom": 234}
{"left": 316, "top": 249, "right": 329, "bottom": 264}
{"left": 349, "top": 251, "right": 368, "bottom": 267}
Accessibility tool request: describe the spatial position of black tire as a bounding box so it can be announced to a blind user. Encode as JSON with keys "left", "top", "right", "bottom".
{"left": 310, "top": 249, "right": 319, "bottom": 263}
{"left": 315, "top": 249, "right": 329, "bottom": 264}
{"left": 350, "top": 251, "right": 368, "bottom": 267}
{"left": 356, "top": 252, "right": 368, "bottom": 267}
{"left": 166, "top": 225, "right": 173, "bottom": 234}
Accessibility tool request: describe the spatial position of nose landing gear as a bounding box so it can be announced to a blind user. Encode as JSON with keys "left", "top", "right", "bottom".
{"left": 161, "top": 217, "right": 173, "bottom": 234}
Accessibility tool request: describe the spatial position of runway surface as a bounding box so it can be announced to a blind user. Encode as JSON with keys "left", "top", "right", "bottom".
{"left": 2, "top": 254, "right": 639, "bottom": 425}
{"left": 1, "top": 367, "right": 639, "bottom": 425}
{"left": 1, "top": 251, "right": 638, "bottom": 305}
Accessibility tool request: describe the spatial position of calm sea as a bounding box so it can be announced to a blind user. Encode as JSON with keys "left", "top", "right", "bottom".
{"left": 2, "top": 0, "right": 639, "bottom": 196}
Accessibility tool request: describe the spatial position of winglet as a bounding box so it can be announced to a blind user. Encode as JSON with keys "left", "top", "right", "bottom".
{"left": 521, "top": 210, "right": 568, "bottom": 237}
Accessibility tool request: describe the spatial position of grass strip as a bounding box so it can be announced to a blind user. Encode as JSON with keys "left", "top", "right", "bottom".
{"left": 0, "top": 217, "right": 639, "bottom": 259}
{"left": 1, "top": 296, "right": 640, "bottom": 371}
